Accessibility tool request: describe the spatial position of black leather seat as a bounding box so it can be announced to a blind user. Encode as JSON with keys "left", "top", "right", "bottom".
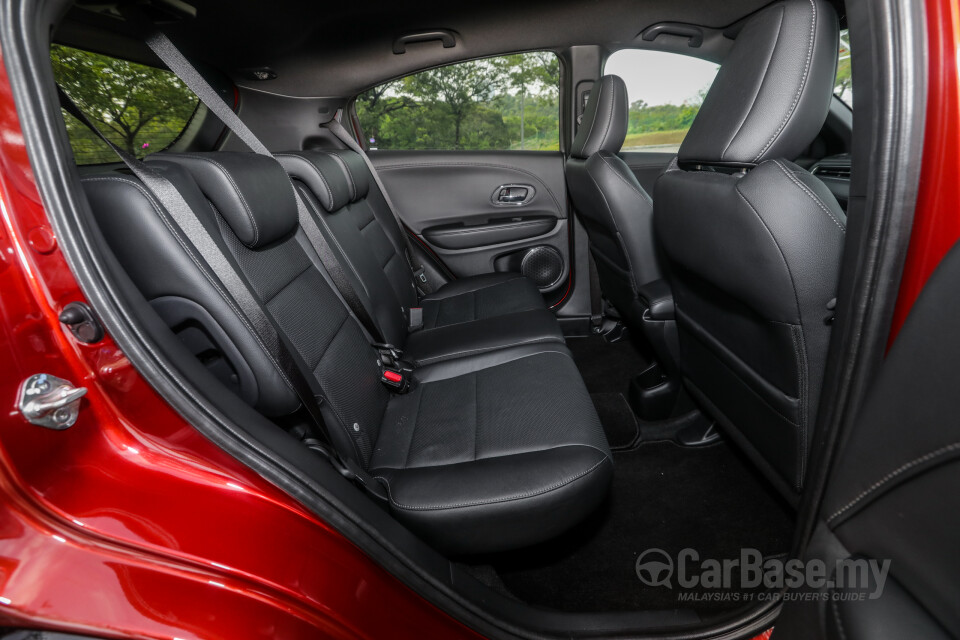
{"left": 653, "top": 0, "right": 844, "bottom": 496}
{"left": 82, "top": 151, "right": 612, "bottom": 555}
{"left": 275, "top": 150, "right": 565, "bottom": 367}
{"left": 565, "top": 75, "right": 660, "bottom": 333}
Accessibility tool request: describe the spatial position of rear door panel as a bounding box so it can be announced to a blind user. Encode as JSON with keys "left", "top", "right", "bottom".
{"left": 370, "top": 150, "right": 573, "bottom": 302}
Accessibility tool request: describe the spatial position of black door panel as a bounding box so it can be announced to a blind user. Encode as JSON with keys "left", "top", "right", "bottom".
{"left": 619, "top": 151, "right": 676, "bottom": 194}
{"left": 370, "top": 150, "right": 574, "bottom": 300}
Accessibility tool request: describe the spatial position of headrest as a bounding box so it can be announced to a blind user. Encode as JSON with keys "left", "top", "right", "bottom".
{"left": 275, "top": 151, "right": 353, "bottom": 212}
{"left": 679, "top": 0, "right": 839, "bottom": 166}
{"left": 325, "top": 150, "right": 371, "bottom": 202}
{"left": 154, "top": 152, "right": 299, "bottom": 249}
{"left": 570, "top": 75, "right": 628, "bottom": 159}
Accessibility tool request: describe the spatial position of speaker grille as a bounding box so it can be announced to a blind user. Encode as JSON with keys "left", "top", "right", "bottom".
{"left": 521, "top": 246, "right": 564, "bottom": 289}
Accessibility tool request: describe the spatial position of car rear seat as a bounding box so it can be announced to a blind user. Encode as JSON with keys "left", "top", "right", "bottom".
{"left": 267, "top": 149, "right": 567, "bottom": 367}
{"left": 82, "top": 151, "right": 612, "bottom": 555}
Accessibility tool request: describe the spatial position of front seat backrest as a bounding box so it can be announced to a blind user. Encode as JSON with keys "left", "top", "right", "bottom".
{"left": 565, "top": 75, "right": 660, "bottom": 333}
{"left": 653, "top": 0, "right": 843, "bottom": 497}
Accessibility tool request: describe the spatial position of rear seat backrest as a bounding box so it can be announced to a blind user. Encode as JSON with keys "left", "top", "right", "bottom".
{"left": 81, "top": 149, "right": 613, "bottom": 555}
{"left": 277, "top": 151, "right": 413, "bottom": 348}
{"left": 85, "top": 152, "right": 390, "bottom": 467}
{"left": 279, "top": 150, "right": 422, "bottom": 311}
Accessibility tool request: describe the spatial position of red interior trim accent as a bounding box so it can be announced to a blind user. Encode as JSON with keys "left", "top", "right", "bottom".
{"left": 888, "top": 0, "right": 960, "bottom": 346}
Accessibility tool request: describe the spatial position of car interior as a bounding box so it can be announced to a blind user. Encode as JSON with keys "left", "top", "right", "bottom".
{"left": 11, "top": 0, "right": 900, "bottom": 635}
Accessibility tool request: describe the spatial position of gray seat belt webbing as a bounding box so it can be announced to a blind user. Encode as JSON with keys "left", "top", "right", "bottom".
{"left": 323, "top": 118, "right": 433, "bottom": 294}
{"left": 141, "top": 28, "right": 390, "bottom": 346}
{"left": 57, "top": 87, "right": 386, "bottom": 500}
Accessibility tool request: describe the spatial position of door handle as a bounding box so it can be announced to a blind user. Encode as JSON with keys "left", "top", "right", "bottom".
{"left": 492, "top": 184, "right": 535, "bottom": 206}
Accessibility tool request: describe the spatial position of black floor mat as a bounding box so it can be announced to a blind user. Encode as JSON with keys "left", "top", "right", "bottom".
{"left": 567, "top": 334, "right": 651, "bottom": 395}
{"left": 486, "top": 441, "right": 794, "bottom": 615}
{"left": 591, "top": 392, "right": 638, "bottom": 449}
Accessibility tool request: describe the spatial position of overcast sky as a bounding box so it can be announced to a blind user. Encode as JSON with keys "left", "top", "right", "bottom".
{"left": 605, "top": 50, "right": 720, "bottom": 106}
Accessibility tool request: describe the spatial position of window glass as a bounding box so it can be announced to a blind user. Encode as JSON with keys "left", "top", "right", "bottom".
{"left": 356, "top": 52, "right": 560, "bottom": 151}
{"left": 51, "top": 44, "right": 200, "bottom": 165}
{"left": 835, "top": 29, "right": 852, "bottom": 107}
{"left": 603, "top": 50, "right": 719, "bottom": 152}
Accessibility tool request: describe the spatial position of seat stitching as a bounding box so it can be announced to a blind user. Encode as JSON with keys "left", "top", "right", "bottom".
{"left": 176, "top": 153, "right": 260, "bottom": 246}
{"left": 576, "top": 78, "right": 606, "bottom": 155}
{"left": 262, "top": 263, "right": 313, "bottom": 306}
{"left": 402, "top": 387, "right": 423, "bottom": 469}
{"left": 720, "top": 7, "right": 785, "bottom": 161}
{"left": 296, "top": 184, "right": 374, "bottom": 300}
{"left": 83, "top": 176, "right": 299, "bottom": 395}
{"left": 734, "top": 183, "right": 804, "bottom": 322}
{"left": 826, "top": 441, "right": 960, "bottom": 524}
{"left": 412, "top": 336, "right": 557, "bottom": 366}
{"left": 594, "top": 77, "right": 617, "bottom": 154}
{"left": 596, "top": 153, "right": 653, "bottom": 203}
{"left": 680, "top": 309, "right": 801, "bottom": 424}
{"left": 582, "top": 159, "right": 639, "bottom": 290}
{"left": 326, "top": 150, "right": 357, "bottom": 200}
{"left": 472, "top": 373, "right": 479, "bottom": 461}
{"left": 771, "top": 160, "right": 846, "bottom": 232}
{"left": 754, "top": 0, "right": 818, "bottom": 161}
{"left": 374, "top": 455, "right": 610, "bottom": 511}
{"left": 420, "top": 276, "right": 527, "bottom": 301}
{"left": 791, "top": 325, "right": 809, "bottom": 490}
{"left": 831, "top": 597, "right": 849, "bottom": 640}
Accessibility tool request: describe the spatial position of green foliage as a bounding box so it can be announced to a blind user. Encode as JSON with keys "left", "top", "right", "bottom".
{"left": 357, "top": 53, "right": 561, "bottom": 151}
{"left": 834, "top": 29, "right": 852, "bottom": 106}
{"left": 51, "top": 44, "right": 199, "bottom": 164}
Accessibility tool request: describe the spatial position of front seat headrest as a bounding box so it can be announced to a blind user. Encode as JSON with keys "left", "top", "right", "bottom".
{"left": 678, "top": 0, "right": 839, "bottom": 167}
{"left": 570, "top": 75, "right": 629, "bottom": 159}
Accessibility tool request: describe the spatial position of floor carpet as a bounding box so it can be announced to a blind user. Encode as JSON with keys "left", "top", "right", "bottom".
{"left": 484, "top": 441, "right": 795, "bottom": 615}
{"left": 591, "top": 391, "right": 639, "bottom": 449}
{"left": 567, "top": 335, "right": 649, "bottom": 448}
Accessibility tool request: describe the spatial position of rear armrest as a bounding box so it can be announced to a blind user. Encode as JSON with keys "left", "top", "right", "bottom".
{"left": 638, "top": 279, "right": 674, "bottom": 321}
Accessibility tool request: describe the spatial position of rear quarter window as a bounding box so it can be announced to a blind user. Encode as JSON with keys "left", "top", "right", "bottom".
{"left": 51, "top": 44, "right": 200, "bottom": 165}
{"left": 604, "top": 49, "right": 719, "bottom": 153}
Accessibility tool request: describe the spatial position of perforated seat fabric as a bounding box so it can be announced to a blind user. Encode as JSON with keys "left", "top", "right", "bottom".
{"left": 82, "top": 150, "right": 612, "bottom": 555}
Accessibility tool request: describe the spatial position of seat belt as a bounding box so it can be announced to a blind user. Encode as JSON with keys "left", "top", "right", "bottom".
{"left": 57, "top": 87, "right": 387, "bottom": 502}
{"left": 323, "top": 117, "right": 434, "bottom": 294}
{"left": 135, "top": 24, "right": 394, "bottom": 349}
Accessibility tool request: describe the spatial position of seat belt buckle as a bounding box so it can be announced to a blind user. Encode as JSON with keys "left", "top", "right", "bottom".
{"left": 413, "top": 266, "right": 428, "bottom": 284}
{"left": 407, "top": 307, "right": 423, "bottom": 332}
{"left": 380, "top": 366, "right": 409, "bottom": 392}
{"left": 372, "top": 342, "right": 403, "bottom": 368}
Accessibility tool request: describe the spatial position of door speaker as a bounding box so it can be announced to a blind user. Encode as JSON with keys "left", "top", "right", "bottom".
{"left": 521, "top": 246, "right": 564, "bottom": 289}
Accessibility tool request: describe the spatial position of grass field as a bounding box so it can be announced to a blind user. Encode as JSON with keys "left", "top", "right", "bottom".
{"left": 621, "top": 129, "right": 688, "bottom": 149}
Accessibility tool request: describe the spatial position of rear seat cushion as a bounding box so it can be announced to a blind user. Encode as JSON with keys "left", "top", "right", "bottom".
{"left": 372, "top": 345, "right": 612, "bottom": 554}
{"left": 403, "top": 308, "right": 564, "bottom": 367}
{"left": 89, "top": 150, "right": 611, "bottom": 555}
{"left": 420, "top": 272, "right": 547, "bottom": 331}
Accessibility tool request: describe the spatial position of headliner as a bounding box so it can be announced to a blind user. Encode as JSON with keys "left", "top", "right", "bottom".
{"left": 58, "top": 0, "right": 826, "bottom": 97}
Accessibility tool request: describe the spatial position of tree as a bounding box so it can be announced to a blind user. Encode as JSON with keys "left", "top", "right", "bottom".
{"left": 355, "top": 79, "right": 415, "bottom": 146}
{"left": 403, "top": 60, "right": 506, "bottom": 149}
{"left": 502, "top": 52, "right": 559, "bottom": 149}
{"left": 51, "top": 44, "right": 198, "bottom": 156}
